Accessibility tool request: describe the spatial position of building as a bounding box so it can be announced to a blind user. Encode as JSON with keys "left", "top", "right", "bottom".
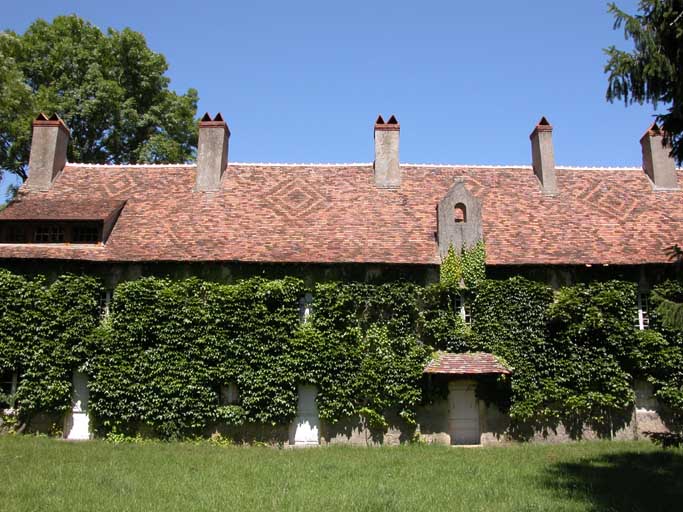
{"left": 0, "top": 112, "right": 680, "bottom": 444}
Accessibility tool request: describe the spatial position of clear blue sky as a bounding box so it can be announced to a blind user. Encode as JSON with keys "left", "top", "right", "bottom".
{"left": 3, "top": 0, "right": 656, "bottom": 168}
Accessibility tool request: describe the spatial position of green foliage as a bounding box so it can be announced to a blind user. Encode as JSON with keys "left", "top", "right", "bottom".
{"left": 440, "top": 245, "right": 462, "bottom": 288}
{"left": 471, "top": 277, "right": 555, "bottom": 421}
{"left": 440, "top": 241, "right": 486, "bottom": 289}
{"left": 1, "top": 266, "right": 682, "bottom": 438}
{"left": 462, "top": 241, "right": 486, "bottom": 288}
{"left": 643, "top": 280, "right": 683, "bottom": 412}
{"left": 605, "top": 1, "right": 683, "bottom": 162}
{"left": 87, "top": 277, "right": 305, "bottom": 437}
{"left": 545, "top": 282, "right": 641, "bottom": 425}
{"left": 0, "top": 15, "right": 198, "bottom": 181}
{"left": 308, "top": 282, "right": 431, "bottom": 428}
{"left": 0, "top": 269, "right": 102, "bottom": 416}
{"left": 419, "top": 283, "right": 472, "bottom": 352}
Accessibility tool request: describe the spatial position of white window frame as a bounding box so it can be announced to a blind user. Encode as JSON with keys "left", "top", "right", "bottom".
{"left": 454, "top": 294, "right": 471, "bottom": 325}
{"left": 299, "top": 293, "right": 313, "bottom": 324}
{"left": 637, "top": 291, "right": 649, "bottom": 330}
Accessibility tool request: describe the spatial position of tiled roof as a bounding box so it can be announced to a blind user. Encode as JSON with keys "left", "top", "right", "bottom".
{"left": 0, "top": 163, "right": 681, "bottom": 265}
{"left": 424, "top": 352, "right": 511, "bottom": 375}
{"left": 0, "top": 197, "right": 125, "bottom": 221}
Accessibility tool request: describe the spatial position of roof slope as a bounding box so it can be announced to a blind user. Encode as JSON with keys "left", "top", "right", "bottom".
{"left": 0, "top": 197, "right": 125, "bottom": 221}
{"left": 0, "top": 163, "right": 681, "bottom": 265}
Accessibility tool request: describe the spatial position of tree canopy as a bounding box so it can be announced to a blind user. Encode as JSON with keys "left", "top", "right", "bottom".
{"left": 605, "top": 1, "right": 683, "bottom": 163}
{"left": 0, "top": 15, "right": 198, "bottom": 182}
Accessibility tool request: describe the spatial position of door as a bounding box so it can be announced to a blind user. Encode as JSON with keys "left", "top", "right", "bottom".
{"left": 65, "top": 371, "right": 91, "bottom": 440}
{"left": 290, "top": 384, "right": 320, "bottom": 446}
{"left": 448, "top": 380, "right": 480, "bottom": 445}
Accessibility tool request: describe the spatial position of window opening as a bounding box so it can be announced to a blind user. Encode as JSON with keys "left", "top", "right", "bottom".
{"left": 0, "top": 369, "right": 19, "bottom": 409}
{"left": 73, "top": 225, "right": 100, "bottom": 243}
{"left": 5, "top": 225, "right": 25, "bottom": 243}
{"left": 299, "top": 293, "right": 313, "bottom": 324}
{"left": 219, "top": 383, "right": 240, "bottom": 405}
{"left": 34, "top": 225, "right": 65, "bottom": 243}
{"left": 454, "top": 203, "right": 467, "bottom": 223}
{"left": 99, "top": 289, "right": 113, "bottom": 318}
{"left": 637, "top": 292, "right": 650, "bottom": 330}
{"left": 454, "top": 294, "right": 471, "bottom": 325}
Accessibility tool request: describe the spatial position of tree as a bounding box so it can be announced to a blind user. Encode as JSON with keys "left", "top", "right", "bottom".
{"left": 605, "top": 1, "right": 683, "bottom": 163}
{"left": 0, "top": 15, "right": 198, "bottom": 182}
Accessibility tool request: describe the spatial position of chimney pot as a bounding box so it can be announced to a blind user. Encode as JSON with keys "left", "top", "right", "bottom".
{"left": 373, "top": 114, "right": 400, "bottom": 188}
{"left": 640, "top": 123, "right": 679, "bottom": 191}
{"left": 530, "top": 116, "right": 558, "bottom": 195}
{"left": 196, "top": 113, "right": 230, "bottom": 192}
{"left": 25, "top": 113, "right": 70, "bottom": 191}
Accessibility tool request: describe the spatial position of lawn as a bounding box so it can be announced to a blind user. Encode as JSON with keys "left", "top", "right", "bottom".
{"left": 1, "top": 437, "right": 682, "bottom": 512}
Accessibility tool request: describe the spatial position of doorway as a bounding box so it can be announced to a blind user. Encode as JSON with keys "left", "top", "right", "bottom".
{"left": 448, "top": 380, "right": 480, "bottom": 445}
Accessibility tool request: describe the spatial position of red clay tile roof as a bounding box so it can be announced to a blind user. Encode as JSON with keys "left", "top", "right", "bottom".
{"left": 0, "top": 197, "right": 125, "bottom": 222}
{"left": 424, "top": 352, "right": 511, "bottom": 375}
{"left": 0, "top": 163, "right": 681, "bottom": 265}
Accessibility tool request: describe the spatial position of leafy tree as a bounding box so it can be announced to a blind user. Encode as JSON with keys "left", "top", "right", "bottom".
{"left": 0, "top": 15, "right": 198, "bottom": 182}
{"left": 605, "top": 1, "right": 683, "bottom": 162}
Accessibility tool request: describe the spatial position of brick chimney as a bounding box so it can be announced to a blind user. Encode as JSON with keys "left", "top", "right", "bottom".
{"left": 25, "top": 113, "right": 70, "bottom": 191}
{"left": 640, "top": 122, "right": 679, "bottom": 191}
{"left": 374, "top": 115, "right": 400, "bottom": 188}
{"left": 196, "top": 113, "right": 230, "bottom": 192}
{"left": 530, "top": 117, "right": 558, "bottom": 195}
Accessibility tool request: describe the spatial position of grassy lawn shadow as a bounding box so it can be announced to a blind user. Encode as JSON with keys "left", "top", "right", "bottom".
{"left": 544, "top": 448, "right": 683, "bottom": 512}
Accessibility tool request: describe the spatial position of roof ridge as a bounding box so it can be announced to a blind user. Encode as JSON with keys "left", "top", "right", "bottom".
{"left": 64, "top": 162, "right": 672, "bottom": 171}
{"left": 66, "top": 162, "right": 196, "bottom": 168}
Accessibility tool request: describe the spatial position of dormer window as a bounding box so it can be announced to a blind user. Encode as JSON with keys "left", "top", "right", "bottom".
{"left": 34, "top": 225, "right": 65, "bottom": 243}
{"left": 73, "top": 224, "right": 100, "bottom": 243}
{"left": 0, "top": 198, "right": 126, "bottom": 245}
{"left": 454, "top": 203, "right": 467, "bottom": 223}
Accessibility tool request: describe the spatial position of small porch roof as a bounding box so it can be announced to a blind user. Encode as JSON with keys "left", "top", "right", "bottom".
{"left": 424, "top": 352, "right": 511, "bottom": 375}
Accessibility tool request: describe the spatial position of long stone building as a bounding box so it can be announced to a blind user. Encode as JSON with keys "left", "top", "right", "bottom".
{"left": 0, "top": 112, "right": 680, "bottom": 444}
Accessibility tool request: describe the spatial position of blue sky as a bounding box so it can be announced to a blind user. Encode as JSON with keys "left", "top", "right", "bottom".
{"left": 3, "top": 0, "right": 656, "bottom": 169}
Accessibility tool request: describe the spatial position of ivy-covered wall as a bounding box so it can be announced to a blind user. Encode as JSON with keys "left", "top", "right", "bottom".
{"left": 1, "top": 267, "right": 682, "bottom": 439}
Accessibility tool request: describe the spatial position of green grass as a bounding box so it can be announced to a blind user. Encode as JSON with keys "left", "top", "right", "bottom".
{"left": 1, "top": 437, "right": 682, "bottom": 512}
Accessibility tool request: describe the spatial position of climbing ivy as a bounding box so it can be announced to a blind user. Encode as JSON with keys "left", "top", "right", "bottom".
{"left": 0, "top": 267, "right": 681, "bottom": 439}
{"left": 440, "top": 241, "right": 486, "bottom": 289}
{"left": 462, "top": 240, "right": 486, "bottom": 288}
{"left": 0, "top": 270, "right": 102, "bottom": 420}
{"left": 439, "top": 245, "right": 462, "bottom": 288}
{"left": 643, "top": 281, "right": 683, "bottom": 414}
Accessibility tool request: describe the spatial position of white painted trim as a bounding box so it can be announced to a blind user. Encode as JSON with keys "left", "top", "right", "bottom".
{"left": 64, "top": 161, "right": 680, "bottom": 171}
{"left": 66, "top": 162, "right": 196, "bottom": 168}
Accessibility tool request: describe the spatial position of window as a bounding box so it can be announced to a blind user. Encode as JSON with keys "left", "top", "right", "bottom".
{"left": 454, "top": 294, "right": 471, "bottom": 325}
{"left": 5, "top": 225, "right": 25, "bottom": 243}
{"left": 34, "top": 225, "right": 65, "bottom": 243}
{"left": 73, "top": 224, "right": 100, "bottom": 243}
{"left": 299, "top": 293, "right": 313, "bottom": 324}
{"left": 219, "top": 383, "right": 239, "bottom": 405}
{"left": 637, "top": 291, "right": 650, "bottom": 330}
{"left": 454, "top": 203, "right": 467, "bottom": 223}
{"left": 0, "top": 369, "right": 18, "bottom": 409}
{"left": 99, "top": 289, "right": 113, "bottom": 317}
{"left": 0, "top": 222, "right": 103, "bottom": 244}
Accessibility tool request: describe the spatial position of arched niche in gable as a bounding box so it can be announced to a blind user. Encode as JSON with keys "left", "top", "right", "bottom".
{"left": 437, "top": 180, "right": 483, "bottom": 261}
